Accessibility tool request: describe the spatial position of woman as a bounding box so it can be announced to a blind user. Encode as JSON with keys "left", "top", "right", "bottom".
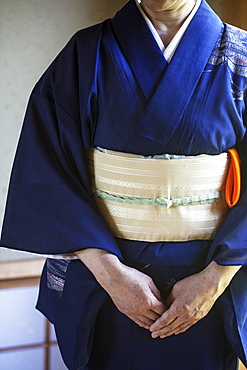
{"left": 1, "top": 0, "right": 247, "bottom": 369}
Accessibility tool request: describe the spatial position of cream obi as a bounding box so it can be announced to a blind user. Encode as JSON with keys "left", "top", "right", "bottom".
{"left": 85, "top": 148, "right": 231, "bottom": 242}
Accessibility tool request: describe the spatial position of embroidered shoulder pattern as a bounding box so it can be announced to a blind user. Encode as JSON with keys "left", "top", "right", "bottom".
{"left": 208, "top": 23, "right": 247, "bottom": 78}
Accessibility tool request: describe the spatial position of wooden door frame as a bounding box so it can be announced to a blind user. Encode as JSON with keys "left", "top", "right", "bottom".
{"left": 223, "top": 0, "right": 247, "bottom": 30}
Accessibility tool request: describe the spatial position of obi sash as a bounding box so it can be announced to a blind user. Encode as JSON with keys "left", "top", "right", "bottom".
{"left": 85, "top": 149, "right": 232, "bottom": 242}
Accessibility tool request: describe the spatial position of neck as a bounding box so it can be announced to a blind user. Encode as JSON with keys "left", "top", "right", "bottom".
{"left": 140, "top": 0, "right": 196, "bottom": 46}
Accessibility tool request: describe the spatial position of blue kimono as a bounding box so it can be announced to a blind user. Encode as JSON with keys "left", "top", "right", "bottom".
{"left": 1, "top": 1, "right": 247, "bottom": 369}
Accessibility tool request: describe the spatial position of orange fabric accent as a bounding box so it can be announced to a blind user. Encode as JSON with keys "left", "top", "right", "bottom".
{"left": 225, "top": 149, "right": 241, "bottom": 208}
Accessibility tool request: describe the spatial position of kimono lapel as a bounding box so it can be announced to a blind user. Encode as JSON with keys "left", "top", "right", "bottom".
{"left": 111, "top": 0, "right": 168, "bottom": 101}
{"left": 112, "top": 0, "right": 223, "bottom": 148}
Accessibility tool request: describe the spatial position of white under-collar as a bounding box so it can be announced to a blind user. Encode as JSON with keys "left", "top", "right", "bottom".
{"left": 135, "top": 0, "right": 201, "bottom": 63}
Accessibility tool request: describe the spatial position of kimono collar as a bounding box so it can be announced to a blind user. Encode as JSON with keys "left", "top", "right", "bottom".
{"left": 135, "top": 0, "right": 202, "bottom": 63}
{"left": 111, "top": 0, "right": 223, "bottom": 148}
{"left": 111, "top": 0, "right": 167, "bottom": 101}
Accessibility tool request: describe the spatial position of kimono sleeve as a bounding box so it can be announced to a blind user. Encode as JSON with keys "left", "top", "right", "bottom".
{"left": 206, "top": 93, "right": 247, "bottom": 267}
{"left": 0, "top": 27, "right": 122, "bottom": 259}
{"left": 205, "top": 94, "right": 247, "bottom": 366}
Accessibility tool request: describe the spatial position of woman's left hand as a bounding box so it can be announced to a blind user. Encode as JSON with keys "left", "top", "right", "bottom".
{"left": 149, "top": 261, "right": 241, "bottom": 338}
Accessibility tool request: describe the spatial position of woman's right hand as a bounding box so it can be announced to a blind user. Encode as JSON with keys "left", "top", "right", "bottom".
{"left": 75, "top": 248, "right": 167, "bottom": 329}
{"left": 103, "top": 263, "right": 167, "bottom": 329}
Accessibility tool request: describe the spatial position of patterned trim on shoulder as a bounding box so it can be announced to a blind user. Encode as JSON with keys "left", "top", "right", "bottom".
{"left": 208, "top": 23, "right": 247, "bottom": 78}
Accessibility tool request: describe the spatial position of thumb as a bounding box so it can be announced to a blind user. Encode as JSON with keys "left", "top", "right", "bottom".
{"left": 150, "top": 283, "right": 167, "bottom": 314}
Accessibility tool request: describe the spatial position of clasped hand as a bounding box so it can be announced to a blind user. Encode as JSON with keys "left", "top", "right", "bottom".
{"left": 101, "top": 265, "right": 167, "bottom": 330}
{"left": 103, "top": 263, "right": 235, "bottom": 338}
{"left": 76, "top": 249, "right": 240, "bottom": 339}
{"left": 150, "top": 270, "right": 222, "bottom": 338}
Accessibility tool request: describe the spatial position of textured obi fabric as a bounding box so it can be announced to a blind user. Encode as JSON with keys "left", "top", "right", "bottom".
{"left": 85, "top": 148, "right": 231, "bottom": 242}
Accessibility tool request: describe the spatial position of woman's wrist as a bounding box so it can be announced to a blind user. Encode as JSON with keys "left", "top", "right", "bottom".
{"left": 74, "top": 248, "right": 124, "bottom": 288}
{"left": 203, "top": 261, "right": 242, "bottom": 295}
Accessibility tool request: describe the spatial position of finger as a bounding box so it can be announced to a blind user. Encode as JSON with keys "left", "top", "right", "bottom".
{"left": 128, "top": 314, "right": 153, "bottom": 330}
{"left": 151, "top": 318, "right": 178, "bottom": 338}
{"left": 159, "top": 322, "right": 195, "bottom": 338}
{"left": 137, "top": 309, "right": 166, "bottom": 325}
{"left": 136, "top": 313, "right": 156, "bottom": 326}
{"left": 150, "top": 299, "right": 167, "bottom": 316}
{"left": 131, "top": 304, "right": 163, "bottom": 322}
{"left": 129, "top": 308, "right": 163, "bottom": 328}
{"left": 150, "top": 285, "right": 167, "bottom": 312}
{"left": 149, "top": 289, "right": 167, "bottom": 316}
{"left": 150, "top": 308, "right": 178, "bottom": 332}
{"left": 174, "top": 324, "right": 193, "bottom": 335}
{"left": 151, "top": 315, "right": 198, "bottom": 338}
{"left": 146, "top": 310, "right": 162, "bottom": 322}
